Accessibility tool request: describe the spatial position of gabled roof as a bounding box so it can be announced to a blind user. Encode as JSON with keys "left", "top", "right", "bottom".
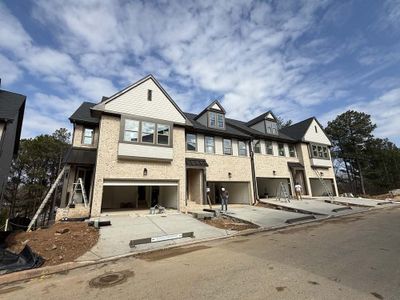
{"left": 0, "top": 89, "right": 26, "bottom": 156}
{"left": 194, "top": 100, "right": 226, "bottom": 120}
{"left": 280, "top": 117, "right": 323, "bottom": 141}
{"left": 184, "top": 112, "right": 251, "bottom": 139}
{"left": 227, "top": 118, "right": 296, "bottom": 143}
{"left": 69, "top": 102, "right": 100, "bottom": 125}
{"left": 92, "top": 74, "right": 189, "bottom": 124}
{"left": 246, "top": 110, "right": 277, "bottom": 127}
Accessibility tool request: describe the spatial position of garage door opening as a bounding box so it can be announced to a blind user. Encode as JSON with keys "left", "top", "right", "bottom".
{"left": 207, "top": 182, "right": 251, "bottom": 205}
{"left": 257, "top": 178, "right": 291, "bottom": 199}
{"left": 101, "top": 180, "right": 178, "bottom": 212}
{"left": 310, "top": 178, "right": 335, "bottom": 197}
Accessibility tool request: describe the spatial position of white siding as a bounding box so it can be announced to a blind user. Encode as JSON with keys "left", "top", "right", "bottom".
{"left": 104, "top": 78, "right": 186, "bottom": 124}
{"left": 197, "top": 134, "right": 205, "bottom": 153}
{"left": 303, "top": 119, "right": 331, "bottom": 145}
{"left": 259, "top": 140, "right": 266, "bottom": 155}
{"left": 215, "top": 137, "right": 223, "bottom": 155}
{"left": 232, "top": 139, "right": 238, "bottom": 156}
{"left": 118, "top": 143, "right": 173, "bottom": 161}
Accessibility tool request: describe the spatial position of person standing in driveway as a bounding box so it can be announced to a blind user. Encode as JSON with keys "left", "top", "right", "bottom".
{"left": 220, "top": 187, "right": 229, "bottom": 212}
{"left": 295, "top": 182, "right": 303, "bottom": 200}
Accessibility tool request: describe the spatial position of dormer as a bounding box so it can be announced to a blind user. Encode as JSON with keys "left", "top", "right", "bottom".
{"left": 195, "top": 100, "right": 226, "bottom": 130}
{"left": 246, "top": 110, "right": 279, "bottom": 135}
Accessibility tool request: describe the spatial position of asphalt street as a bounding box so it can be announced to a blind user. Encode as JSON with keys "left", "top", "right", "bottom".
{"left": 1, "top": 206, "right": 400, "bottom": 300}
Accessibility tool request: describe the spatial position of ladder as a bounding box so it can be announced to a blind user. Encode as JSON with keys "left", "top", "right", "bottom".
{"left": 313, "top": 168, "right": 334, "bottom": 200}
{"left": 68, "top": 178, "right": 89, "bottom": 207}
{"left": 27, "top": 166, "right": 66, "bottom": 232}
{"left": 276, "top": 181, "right": 290, "bottom": 202}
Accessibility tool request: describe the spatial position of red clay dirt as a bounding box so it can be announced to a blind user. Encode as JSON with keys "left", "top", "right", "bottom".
{"left": 201, "top": 215, "right": 258, "bottom": 231}
{"left": 6, "top": 222, "right": 99, "bottom": 266}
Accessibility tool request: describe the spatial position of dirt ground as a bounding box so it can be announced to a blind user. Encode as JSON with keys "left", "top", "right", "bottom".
{"left": 370, "top": 193, "right": 400, "bottom": 201}
{"left": 6, "top": 222, "right": 99, "bottom": 266}
{"left": 201, "top": 215, "right": 258, "bottom": 231}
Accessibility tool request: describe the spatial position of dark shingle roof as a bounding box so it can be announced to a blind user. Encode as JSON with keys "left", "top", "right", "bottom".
{"left": 246, "top": 110, "right": 277, "bottom": 126}
{"left": 227, "top": 118, "right": 296, "bottom": 143}
{"left": 280, "top": 117, "right": 315, "bottom": 141}
{"left": 184, "top": 112, "right": 251, "bottom": 139}
{"left": 186, "top": 158, "right": 208, "bottom": 168}
{"left": 69, "top": 102, "right": 100, "bottom": 125}
{"left": 0, "top": 90, "right": 26, "bottom": 121}
{"left": 63, "top": 147, "right": 97, "bottom": 165}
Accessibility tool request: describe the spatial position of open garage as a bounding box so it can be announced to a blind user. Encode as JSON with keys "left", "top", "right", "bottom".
{"left": 101, "top": 180, "right": 179, "bottom": 212}
{"left": 207, "top": 181, "right": 251, "bottom": 205}
{"left": 310, "top": 178, "right": 335, "bottom": 196}
{"left": 257, "top": 177, "right": 291, "bottom": 199}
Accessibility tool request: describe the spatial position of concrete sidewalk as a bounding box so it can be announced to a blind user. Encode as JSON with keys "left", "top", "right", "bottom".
{"left": 315, "top": 197, "right": 396, "bottom": 207}
{"left": 78, "top": 213, "right": 231, "bottom": 261}
{"left": 260, "top": 198, "right": 367, "bottom": 216}
{"left": 223, "top": 205, "right": 317, "bottom": 227}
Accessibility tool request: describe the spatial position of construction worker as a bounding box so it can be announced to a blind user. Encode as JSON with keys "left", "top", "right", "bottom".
{"left": 294, "top": 182, "right": 303, "bottom": 200}
{"left": 220, "top": 187, "right": 229, "bottom": 211}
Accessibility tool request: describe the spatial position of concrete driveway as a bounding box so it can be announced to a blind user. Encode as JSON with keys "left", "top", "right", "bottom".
{"left": 260, "top": 198, "right": 367, "bottom": 216}
{"left": 224, "top": 205, "right": 316, "bottom": 228}
{"left": 78, "top": 212, "right": 230, "bottom": 261}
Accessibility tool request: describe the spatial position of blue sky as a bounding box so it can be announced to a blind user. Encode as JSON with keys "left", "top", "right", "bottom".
{"left": 1, "top": 0, "right": 399, "bottom": 144}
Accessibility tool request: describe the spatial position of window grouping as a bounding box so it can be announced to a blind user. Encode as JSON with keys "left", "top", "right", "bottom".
{"left": 123, "top": 119, "right": 170, "bottom": 146}
{"left": 311, "top": 143, "right": 329, "bottom": 159}
{"left": 209, "top": 112, "right": 225, "bottom": 129}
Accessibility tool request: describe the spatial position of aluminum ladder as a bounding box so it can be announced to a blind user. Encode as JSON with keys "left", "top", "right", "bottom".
{"left": 276, "top": 181, "right": 290, "bottom": 202}
{"left": 313, "top": 168, "right": 334, "bottom": 200}
{"left": 68, "top": 178, "right": 89, "bottom": 207}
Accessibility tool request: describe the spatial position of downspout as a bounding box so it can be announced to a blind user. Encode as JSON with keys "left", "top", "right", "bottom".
{"left": 249, "top": 139, "right": 258, "bottom": 205}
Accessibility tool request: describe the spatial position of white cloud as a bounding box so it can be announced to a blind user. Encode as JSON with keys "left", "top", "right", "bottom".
{"left": 0, "top": 54, "right": 22, "bottom": 84}
{"left": 68, "top": 75, "right": 117, "bottom": 100}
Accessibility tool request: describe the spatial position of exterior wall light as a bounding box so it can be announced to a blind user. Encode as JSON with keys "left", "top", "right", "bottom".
{"left": 320, "top": 172, "right": 324, "bottom": 177}
{"left": 228, "top": 172, "right": 232, "bottom": 178}
{"left": 143, "top": 168, "right": 148, "bottom": 176}
{"left": 273, "top": 170, "right": 276, "bottom": 176}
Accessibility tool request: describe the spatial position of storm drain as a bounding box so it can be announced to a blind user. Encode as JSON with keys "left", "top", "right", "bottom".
{"left": 89, "top": 271, "right": 134, "bottom": 288}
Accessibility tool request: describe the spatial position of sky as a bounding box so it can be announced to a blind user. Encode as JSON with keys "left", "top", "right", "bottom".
{"left": 0, "top": 0, "right": 399, "bottom": 144}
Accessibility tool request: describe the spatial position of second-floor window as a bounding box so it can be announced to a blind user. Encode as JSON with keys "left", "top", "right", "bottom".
{"left": 223, "top": 139, "right": 232, "bottom": 155}
{"left": 124, "top": 120, "right": 139, "bottom": 142}
{"left": 266, "top": 141, "right": 273, "bottom": 155}
{"left": 310, "top": 143, "right": 329, "bottom": 159}
{"left": 186, "top": 133, "right": 197, "bottom": 151}
{"left": 83, "top": 128, "right": 94, "bottom": 145}
{"left": 209, "top": 112, "right": 224, "bottom": 129}
{"left": 289, "top": 145, "right": 296, "bottom": 157}
{"left": 238, "top": 141, "right": 247, "bottom": 156}
{"left": 205, "top": 136, "right": 215, "bottom": 153}
{"left": 123, "top": 119, "right": 170, "bottom": 146}
{"left": 254, "top": 140, "right": 261, "bottom": 153}
{"left": 157, "top": 124, "right": 170, "bottom": 145}
{"left": 278, "top": 143, "right": 285, "bottom": 156}
{"left": 141, "top": 122, "right": 155, "bottom": 143}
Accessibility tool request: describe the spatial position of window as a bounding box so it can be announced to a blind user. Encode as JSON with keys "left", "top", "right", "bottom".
{"left": 266, "top": 141, "right": 273, "bottom": 155}
{"left": 123, "top": 120, "right": 139, "bottom": 142}
{"left": 238, "top": 141, "right": 247, "bottom": 156}
{"left": 141, "top": 122, "right": 155, "bottom": 143}
{"left": 223, "top": 139, "right": 232, "bottom": 155}
{"left": 217, "top": 114, "right": 224, "bottom": 128}
{"left": 289, "top": 145, "right": 296, "bottom": 157}
{"left": 83, "top": 128, "right": 94, "bottom": 145}
{"left": 310, "top": 143, "right": 330, "bottom": 159}
{"left": 186, "top": 133, "right": 197, "bottom": 151}
{"left": 254, "top": 140, "right": 261, "bottom": 153}
{"left": 157, "top": 124, "right": 170, "bottom": 145}
{"left": 278, "top": 143, "right": 285, "bottom": 156}
{"left": 147, "top": 89, "right": 152, "bottom": 101}
{"left": 209, "top": 112, "right": 225, "bottom": 129}
{"left": 266, "top": 127, "right": 272, "bottom": 134}
{"left": 209, "top": 112, "right": 216, "bottom": 127}
{"left": 272, "top": 128, "right": 277, "bottom": 135}
{"left": 204, "top": 136, "right": 215, "bottom": 153}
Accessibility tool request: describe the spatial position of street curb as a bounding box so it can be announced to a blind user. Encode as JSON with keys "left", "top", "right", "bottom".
{"left": 1, "top": 205, "right": 398, "bottom": 286}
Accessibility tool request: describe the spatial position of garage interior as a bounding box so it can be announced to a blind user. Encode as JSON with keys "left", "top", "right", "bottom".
{"left": 309, "top": 178, "right": 335, "bottom": 196}
{"left": 207, "top": 181, "right": 250, "bottom": 205}
{"left": 257, "top": 177, "right": 292, "bottom": 199}
{"left": 101, "top": 181, "right": 178, "bottom": 212}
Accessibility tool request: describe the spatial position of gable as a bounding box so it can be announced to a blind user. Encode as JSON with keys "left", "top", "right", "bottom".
{"left": 266, "top": 112, "right": 275, "bottom": 121}
{"left": 303, "top": 119, "right": 331, "bottom": 145}
{"left": 100, "top": 77, "right": 186, "bottom": 124}
{"left": 211, "top": 103, "right": 222, "bottom": 111}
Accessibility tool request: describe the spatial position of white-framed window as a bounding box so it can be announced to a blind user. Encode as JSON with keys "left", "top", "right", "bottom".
{"left": 278, "top": 143, "right": 285, "bottom": 156}
{"left": 289, "top": 145, "right": 296, "bottom": 157}
{"left": 217, "top": 114, "right": 224, "bottom": 128}
{"left": 209, "top": 112, "right": 216, "bottom": 127}
{"left": 223, "top": 139, "right": 232, "bottom": 155}
{"left": 141, "top": 122, "right": 155, "bottom": 143}
{"left": 82, "top": 128, "right": 94, "bottom": 145}
{"left": 209, "top": 112, "right": 225, "bottom": 129}
{"left": 253, "top": 140, "right": 261, "bottom": 153}
{"left": 157, "top": 124, "right": 170, "bottom": 145}
{"left": 238, "top": 141, "right": 247, "bottom": 156}
{"left": 266, "top": 141, "right": 273, "bottom": 155}
{"left": 205, "top": 136, "right": 215, "bottom": 153}
{"left": 123, "top": 120, "right": 139, "bottom": 142}
{"left": 186, "top": 133, "right": 197, "bottom": 151}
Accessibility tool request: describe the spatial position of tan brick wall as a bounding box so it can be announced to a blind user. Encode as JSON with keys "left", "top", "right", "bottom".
{"left": 72, "top": 124, "right": 99, "bottom": 148}
{"left": 185, "top": 151, "right": 254, "bottom": 204}
{"left": 297, "top": 143, "right": 338, "bottom": 196}
{"left": 90, "top": 115, "right": 186, "bottom": 217}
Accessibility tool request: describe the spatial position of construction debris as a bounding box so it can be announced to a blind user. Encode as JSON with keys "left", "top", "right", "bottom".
{"left": 201, "top": 215, "right": 258, "bottom": 231}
